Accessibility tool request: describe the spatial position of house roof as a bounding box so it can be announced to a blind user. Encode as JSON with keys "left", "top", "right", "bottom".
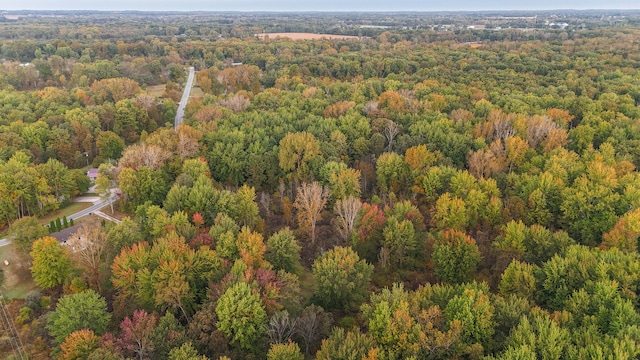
{"left": 87, "top": 168, "right": 98, "bottom": 176}
{"left": 50, "top": 225, "right": 81, "bottom": 243}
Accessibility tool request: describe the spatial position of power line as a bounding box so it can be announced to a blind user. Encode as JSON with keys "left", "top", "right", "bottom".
{"left": 0, "top": 294, "right": 27, "bottom": 360}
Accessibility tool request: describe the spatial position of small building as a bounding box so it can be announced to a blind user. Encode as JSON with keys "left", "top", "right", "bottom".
{"left": 87, "top": 168, "right": 98, "bottom": 182}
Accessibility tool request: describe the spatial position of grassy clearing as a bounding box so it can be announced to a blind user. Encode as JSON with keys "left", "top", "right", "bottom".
{"left": 39, "top": 202, "right": 93, "bottom": 224}
{"left": 0, "top": 243, "right": 37, "bottom": 299}
{"left": 190, "top": 86, "right": 204, "bottom": 98}
{"left": 146, "top": 84, "right": 166, "bottom": 97}
{"left": 297, "top": 269, "right": 316, "bottom": 303}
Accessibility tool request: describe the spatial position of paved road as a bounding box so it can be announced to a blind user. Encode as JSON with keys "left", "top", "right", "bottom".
{"left": 0, "top": 196, "right": 116, "bottom": 248}
{"left": 175, "top": 66, "right": 195, "bottom": 129}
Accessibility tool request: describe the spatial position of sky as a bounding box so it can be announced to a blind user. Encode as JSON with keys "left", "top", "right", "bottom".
{"left": 2, "top": 0, "right": 639, "bottom": 12}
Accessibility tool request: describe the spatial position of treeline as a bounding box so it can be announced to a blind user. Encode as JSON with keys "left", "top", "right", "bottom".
{"left": 2, "top": 14, "right": 640, "bottom": 360}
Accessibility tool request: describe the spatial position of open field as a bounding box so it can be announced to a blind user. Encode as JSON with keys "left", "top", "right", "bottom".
{"left": 190, "top": 86, "right": 205, "bottom": 99}
{"left": 256, "top": 32, "right": 361, "bottom": 40}
{"left": 0, "top": 243, "right": 36, "bottom": 299}
{"left": 146, "top": 84, "right": 166, "bottom": 97}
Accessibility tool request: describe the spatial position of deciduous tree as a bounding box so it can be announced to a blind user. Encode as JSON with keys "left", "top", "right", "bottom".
{"left": 215, "top": 282, "right": 267, "bottom": 351}
{"left": 333, "top": 196, "right": 362, "bottom": 242}
{"left": 265, "top": 228, "right": 301, "bottom": 273}
{"left": 47, "top": 290, "right": 111, "bottom": 344}
{"left": 278, "top": 132, "right": 321, "bottom": 180}
{"left": 432, "top": 230, "right": 481, "bottom": 284}
{"left": 59, "top": 329, "right": 101, "bottom": 360}
{"left": 30, "top": 236, "right": 73, "bottom": 290}
{"left": 11, "top": 215, "right": 49, "bottom": 253}
{"left": 312, "top": 246, "right": 373, "bottom": 310}
{"left": 294, "top": 182, "right": 329, "bottom": 243}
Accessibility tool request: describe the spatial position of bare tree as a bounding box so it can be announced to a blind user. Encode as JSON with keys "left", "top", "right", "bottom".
{"left": 216, "top": 94, "right": 250, "bottom": 112}
{"left": 295, "top": 305, "right": 332, "bottom": 355}
{"left": 527, "top": 115, "right": 558, "bottom": 148}
{"left": 67, "top": 225, "right": 109, "bottom": 294}
{"left": 333, "top": 196, "right": 362, "bottom": 242}
{"left": 266, "top": 311, "right": 297, "bottom": 344}
{"left": 294, "top": 182, "right": 329, "bottom": 244}
{"left": 176, "top": 124, "right": 201, "bottom": 161}
{"left": 136, "top": 94, "right": 156, "bottom": 112}
{"left": 363, "top": 100, "right": 379, "bottom": 117}
{"left": 383, "top": 120, "right": 400, "bottom": 151}
{"left": 260, "top": 191, "right": 272, "bottom": 218}
{"left": 119, "top": 143, "right": 171, "bottom": 171}
{"left": 493, "top": 117, "right": 516, "bottom": 140}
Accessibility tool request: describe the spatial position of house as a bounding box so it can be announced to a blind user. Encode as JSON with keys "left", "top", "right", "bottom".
{"left": 87, "top": 168, "right": 98, "bottom": 182}
{"left": 50, "top": 225, "right": 81, "bottom": 244}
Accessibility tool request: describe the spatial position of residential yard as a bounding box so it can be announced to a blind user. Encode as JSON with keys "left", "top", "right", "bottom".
{"left": 0, "top": 243, "right": 37, "bottom": 299}
{"left": 38, "top": 202, "right": 93, "bottom": 224}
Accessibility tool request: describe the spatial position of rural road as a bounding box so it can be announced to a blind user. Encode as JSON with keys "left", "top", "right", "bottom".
{"left": 175, "top": 66, "right": 195, "bottom": 129}
{"left": 0, "top": 196, "right": 117, "bottom": 248}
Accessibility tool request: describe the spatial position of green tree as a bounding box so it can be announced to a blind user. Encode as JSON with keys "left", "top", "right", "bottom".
{"left": 501, "top": 311, "right": 570, "bottom": 360}
{"left": 119, "top": 166, "right": 168, "bottom": 210}
{"left": 168, "top": 342, "right": 208, "bottom": 360}
{"left": 215, "top": 282, "right": 267, "bottom": 351}
{"left": 499, "top": 260, "right": 537, "bottom": 301}
{"left": 30, "top": 236, "right": 73, "bottom": 290}
{"left": 10, "top": 215, "right": 49, "bottom": 253}
{"left": 106, "top": 217, "right": 142, "bottom": 253}
{"left": 445, "top": 287, "right": 494, "bottom": 347}
{"left": 381, "top": 217, "right": 416, "bottom": 268}
{"left": 114, "top": 99, "right": 145, "bottom": 144}
{"left": 432, "top": 230, "right": 481, "bottom": 284}
{"left": 433, "top": 193, "right": 469, "bottom": 231}
{"left": 315, "top": 327, "right": 378, "bottom": 360}
{"left": 96, "top": 130, "right": 125, "bottom": 160}
{"left": 312, "top": 246, "right": 373, "bottom": 310}
{"left": 265, "top": 228, "right": 301, "bottom": 272}
{"left": 267, "top": 341, "right": 304, "bottom": 360}
{"left": 278, "top": 131, "right": 321, "bottom": 180}
{"left": 329, "top": 168, "right": 361, "bottom": 201}
{"left": 376, "top": 151, "right": 409, "bottom": 195}
{"left": 47, "top": 290, "right": 111, "bottom": 344}
{"left": 233, "top": 184, "right": 260, "bottom": 229}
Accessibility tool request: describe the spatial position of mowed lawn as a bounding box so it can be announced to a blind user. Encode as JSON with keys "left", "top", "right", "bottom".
{"left": 0, "top": 243, "right": 37, "bottom": 299}
{"left": 39, "top": 202, "right": 93, "bottom": 225}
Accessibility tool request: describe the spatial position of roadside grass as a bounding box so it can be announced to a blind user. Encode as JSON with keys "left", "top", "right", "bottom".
{"left": 39, "top": 202, "right": 93, "bottom": 224}
{"left": 190, "top": 86, "right": 204, "bottom": 98}
{"left": 0, "top": 243, "right": 37, "bottom": 299}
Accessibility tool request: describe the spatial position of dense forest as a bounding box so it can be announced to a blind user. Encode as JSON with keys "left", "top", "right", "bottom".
{"left": 2, "top": 10, "right": 640, "bottom": 359}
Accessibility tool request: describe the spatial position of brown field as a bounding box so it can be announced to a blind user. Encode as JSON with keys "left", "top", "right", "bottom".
{"left": 256, "top": 32, "right": 361, "bottom": 40}
{"left": 0, "top": 243, "right": 37, "bottom": 299}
